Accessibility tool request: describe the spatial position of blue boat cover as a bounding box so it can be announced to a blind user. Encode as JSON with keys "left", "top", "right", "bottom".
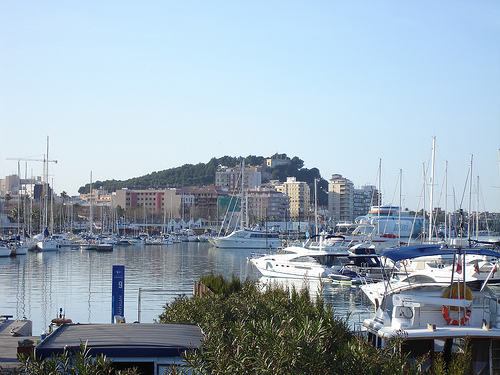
{"left": 380, "top": 244, "right": 500, "bottom": 262}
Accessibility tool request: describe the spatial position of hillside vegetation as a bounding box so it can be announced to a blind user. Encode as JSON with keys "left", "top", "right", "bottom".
{"left": 78, "top": 154, "right": 328, "bottom": 203}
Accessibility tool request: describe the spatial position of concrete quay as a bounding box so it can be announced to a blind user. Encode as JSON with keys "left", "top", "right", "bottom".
{"left": 0, "top": 318, "right": 39, "bottom": 373}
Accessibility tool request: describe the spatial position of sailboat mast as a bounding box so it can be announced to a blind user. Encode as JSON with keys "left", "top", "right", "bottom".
{"left": 314, "top": 178, "right": 318, "bottom": 236}
{"left": 476, "top": 175, "right": 480, "bottom": 240}
{"left": 422, "top": 163, "right": 426, "bottom": 243}
{"left": 444, "top": 160, "right": 448, "bottom": 242}
{"left": 429, "top": 136, "right": 436, "bottom": 242}
{"left": 399, "top": 169, "right": 402, "bottom": 240}
{"left": 90, "top": 171, "right": 93, "bottom": 235}
{"left": 241, "top": 159, "right": 245, "bottom": 229}
{"left": 17, "top": 161, "right": 21, "bottom": 237}
{"left": 377, "top": 159, "right": 381, "bottom": 235}
{"left": 468, "top": 154, "right": 473, "bottom": 241}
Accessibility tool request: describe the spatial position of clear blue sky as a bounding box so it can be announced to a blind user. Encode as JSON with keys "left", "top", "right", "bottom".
{"left": 1, "top": 1, "right": 499, "bottom": 213}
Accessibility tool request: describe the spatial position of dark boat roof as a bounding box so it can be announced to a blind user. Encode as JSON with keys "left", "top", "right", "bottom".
{"left": 36, "top": 323, "right": 204, "bottom": 359}
{"left": 380, "top": 244, "right": 500, "bottom": 262}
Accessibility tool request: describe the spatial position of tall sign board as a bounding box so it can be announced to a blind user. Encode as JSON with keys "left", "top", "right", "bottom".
{"left": 112, "top": 265, "right": 125, "bottom": 322}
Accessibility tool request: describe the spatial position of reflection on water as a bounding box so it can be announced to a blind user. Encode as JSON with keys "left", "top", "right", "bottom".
{"left": 0, "top": 242, "right": 372, "bottom": 335}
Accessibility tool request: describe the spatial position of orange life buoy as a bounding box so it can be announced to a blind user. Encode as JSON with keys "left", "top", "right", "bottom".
{"left": 365, "top": 248, "right": 371, "bottom": 255}
{"left": 442, "top": 283, "right": 472, "bottom": 325}
{"left": 442, "top": 306, "right": 471, "bottom": 326}
{"left": 402, "top": 259, "right": 409, "bottom": 267}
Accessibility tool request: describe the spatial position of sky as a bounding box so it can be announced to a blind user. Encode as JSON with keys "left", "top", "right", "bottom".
{"left": 1, "top": 1, "right": 499, "bottom": 213}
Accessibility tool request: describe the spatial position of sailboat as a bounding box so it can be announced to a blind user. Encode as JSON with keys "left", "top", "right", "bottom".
{"left": 0, "top": 243, "right": 12, "bottom": 257}
{"left": 10, "top": 161, "right": 28, "bottom": 255}
{"left": 36, "top": 138, "right": 60, "bottom": 252}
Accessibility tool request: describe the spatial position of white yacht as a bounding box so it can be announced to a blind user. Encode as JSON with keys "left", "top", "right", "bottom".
{"left": 209, "top": 229, "right": 281, "bottom": 250}
{"left": 361, "top": 244, "right": 500, "bottom": 308}
{"left": 356, "top": 205, "right": 423, "bottom": 239}
{"left": 334, "top": 224, "right": 402, "bottom": 253}
{"left": 249, "top": 245, "right": 342, "bottom": 279}
{"left": 50, "top": 233, "right": 74, "bottom": 247}
{"left": 362, "top": 244, "right": 500, "bottom": 373}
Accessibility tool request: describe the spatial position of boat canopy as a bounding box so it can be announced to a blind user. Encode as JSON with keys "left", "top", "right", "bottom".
{"left": 380, "top": 244, "right": 500, "bottom": 262}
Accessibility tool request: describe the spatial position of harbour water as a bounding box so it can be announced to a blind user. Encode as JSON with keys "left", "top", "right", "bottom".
{"left": 0, "top": 242, "right": 373, "bottom": 335}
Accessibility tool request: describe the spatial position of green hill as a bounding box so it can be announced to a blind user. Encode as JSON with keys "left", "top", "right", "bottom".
{"left": 78, "top": 153, "right": 329, "bottom": 205}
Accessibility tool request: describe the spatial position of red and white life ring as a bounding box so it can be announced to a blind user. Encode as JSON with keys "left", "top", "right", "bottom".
{"left": 442, "top": 283, "right": 473, "bottom": 326}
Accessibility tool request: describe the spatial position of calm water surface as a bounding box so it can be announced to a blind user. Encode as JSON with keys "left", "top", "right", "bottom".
{"left": 0, "top": 242, "right": 373, "bottom": 335}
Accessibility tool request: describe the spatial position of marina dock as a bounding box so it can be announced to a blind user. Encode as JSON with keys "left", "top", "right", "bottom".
{"left": 0, "top": 317, "right": 39, "bottom": 372}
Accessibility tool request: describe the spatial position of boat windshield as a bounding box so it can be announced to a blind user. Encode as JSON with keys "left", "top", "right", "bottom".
{"left": 401, "top": 275, "right": 437, "bottom": 284}
{"left": 352, "top": 225, "right": 375, "bottom": 236}
{"left": 291, "top": 256, "right": 319, "bottom": 264}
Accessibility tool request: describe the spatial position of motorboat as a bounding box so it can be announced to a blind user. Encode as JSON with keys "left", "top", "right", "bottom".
{"left": 328, "top": 243, "right": 388, "bottom": 285}
{"left": 95, "top": 243, "right": 114, "bottom": 251}
{"left": 356, "top": 205, "right": 423, "bottom": 239}
{"left": 50, "top": 233, "right": 74, "bottom": 247}
{"left": 209, "top": 229, "right": 282, "bottom": 250}
{"left": 361, "top": 244, "right": 500, "bottom": 308}
{"left": 333, "top": 224, "right": 403, "bottom": 253}
{"left": 362, "top": 244, "right": 500, "bottom": 373}
{"left": 304, "top": 233, "right": 351, "bottom": 252}
{"left": 249, "top": 245, "right": 343, "bottom": 279}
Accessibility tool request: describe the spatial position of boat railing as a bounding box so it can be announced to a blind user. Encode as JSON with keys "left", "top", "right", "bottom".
{"left": 349, "top": 308, "right": 372, "bottom": 336}
{"left": 483, "top": 294, "right": 500, "bottom": 329}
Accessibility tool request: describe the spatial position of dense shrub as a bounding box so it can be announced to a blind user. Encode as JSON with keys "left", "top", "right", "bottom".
{"left": 16, "top": 342, "right": 139, "bottom": 375}
{"left": 159, "top": 276, "right": 424, "bottom": 374}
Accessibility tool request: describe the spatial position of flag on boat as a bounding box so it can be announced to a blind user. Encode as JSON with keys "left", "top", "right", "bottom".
{"left": 474, "top": 262, "right": 480, "bottom": 274}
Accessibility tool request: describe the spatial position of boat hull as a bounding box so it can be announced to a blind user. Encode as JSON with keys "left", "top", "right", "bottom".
{"left": 209, "top": 229, "right": 281, "bottom": 249}
{"left": 36, "top": 240, "right": 60, "bottom": 252}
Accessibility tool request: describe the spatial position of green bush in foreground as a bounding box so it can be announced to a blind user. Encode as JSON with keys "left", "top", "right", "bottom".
{"left": 159, "top": 276, "right": 421, "bottom": 375}
{"left": 16, "top": 342, "right": 139, "bottom": 374}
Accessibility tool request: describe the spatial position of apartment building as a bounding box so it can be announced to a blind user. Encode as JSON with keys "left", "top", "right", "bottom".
{"left": 181, "top": 186, "right": 224, "bottom": 221}
{"left": 328, "top": 174, "right": 354, "bottom": 222}
{"left": 247, "top": 188, "right": 290, "bottom": 222}
{"left": 353, "top": 185, "right": 380, "bottom": 218}
{"left": 112, "top": 188, "right": 182, "bottom": 218}
{"left": 0, "top": 174, "right": 45, "bottom": 200}
{"left": 215, "top": 167, "right": 261, "bottom": 192}
{"left": 275, "top": 177, "right": 310, "bottom": 220}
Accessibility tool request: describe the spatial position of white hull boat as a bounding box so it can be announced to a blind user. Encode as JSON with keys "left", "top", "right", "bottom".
{"left": 10, "top": 245, "right": 28, "bottom": 256}
{"left": 361, "top": 244, "right": 500, "bottom": 307}
{"left": 0, "top": 245, "right": 12, "bottom": 257}
{"left": 209, "top": 229, "right": 281, "bottom": 250}
{"left": 362, "top": 244, "right": 500, "bottom": 373}
{"left": 36, "top": 239, "right": 60, "bottom": 252}
{"left": 249, "top": 245, "right": 341, "bottom": 279}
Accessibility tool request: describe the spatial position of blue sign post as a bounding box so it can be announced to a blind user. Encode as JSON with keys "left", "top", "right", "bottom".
{"left": 112, "top": 265, "right": 125, "bottom": 323}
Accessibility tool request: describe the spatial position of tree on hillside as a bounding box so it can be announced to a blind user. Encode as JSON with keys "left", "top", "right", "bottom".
{"left": 77, "top": 154, "right": 327, "bottom": 197}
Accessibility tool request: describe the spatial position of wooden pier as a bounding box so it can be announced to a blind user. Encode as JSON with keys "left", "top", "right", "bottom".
{"left": 0, "top": 318, "right": 39, "bottom": 373}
